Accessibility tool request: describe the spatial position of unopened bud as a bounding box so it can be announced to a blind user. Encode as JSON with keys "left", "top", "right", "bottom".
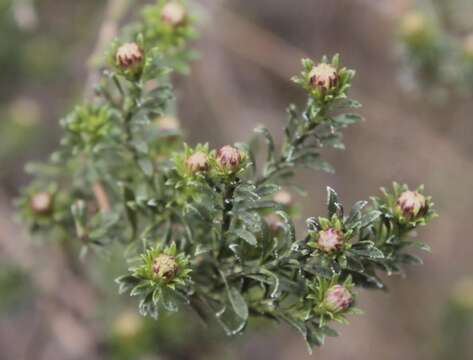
{"left": 30, "top": 192, "right": 52, "bottom": 214}
{"left": 273, "top": 190, "right": 292, "bottom": 206}
{"left": 265, "top": 213, "right": 282, "bottom": 232}
{"left": 400, "top": 12, "right": 427, "bottom": 39}
{"left": 309, "top": 63, "right": 338, "bottom": 91}
{"left": 158, "top": 115, "right": 180, "bottom": 131}
{"left": 186, "top": 151, "right": 209, "bottom": 173}
{"left": 152, "top": 254, "right": 178, "bottom": 280}
{"left": 397, "top": 191, "right": 426, "bottom": 218}
{"left": 114, "top": 310, "right": 143, "bottom": 339}
{"left": 217, "top": 145, "right": 242, "bottom": 172}
{"left": 325, "top": 284, "right": 352, "bottom": 313}
{"left": 161, "top": 2, "right": 187, "bottom": 27}
{"left": 317, "top": 228, "right": 342, "bottom": 252}
{"left": 116, "top": 42, "right": 143, "bottom": 70}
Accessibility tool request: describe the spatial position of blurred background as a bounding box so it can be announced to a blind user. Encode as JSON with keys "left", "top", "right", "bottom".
{"left": 1, "top": 0, "right": 473, "bottom": 359}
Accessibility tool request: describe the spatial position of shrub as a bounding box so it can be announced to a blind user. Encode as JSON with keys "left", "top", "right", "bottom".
{"left": 17, "top": 0, "right": 437, "bottom": 353}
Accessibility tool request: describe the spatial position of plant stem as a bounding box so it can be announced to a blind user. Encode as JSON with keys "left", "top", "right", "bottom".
{"left": 257, "top": 101, "right": 326, "bottom": 185}
{"left": 221, "top": 182, "right": 236, "bottom": 235}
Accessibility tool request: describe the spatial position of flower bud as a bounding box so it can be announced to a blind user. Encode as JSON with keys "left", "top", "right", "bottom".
{"left": 464, "top": 33, "right": 473, "bottom": 59}
{"left": 30, "top": 192, "right": 53, "bottom": 214}
{"left": 325, "top": 284, "right": 353, "bottom": 313}
{"left": 317, "top": 228, "right": 342, "bottom": 252}
{"left": 309, "top": 63, "right": 338, "bottom": 91}
{"left": 397, "top": 190, "right": 426, "bottom": 218}
{"left": 186, "top": 151, "right": 209, "bottom": 173}
{"left": 152, "top": 254, "right": 178, "bottom": 280}
{"left": 158, "top": 115, "right": 180, "bottom": 131}
{"left": 265, "top": 213, "right": 282, "bottom": 232}
{"left": 217, "top": 145, "right": 242, "bottom": 172}
{"left": 114, "top": 310, "right": 143, "bottom": 339}
{"left": 161, "top": 1, "right": 187, "bottom": 27}
{"left": 273, "top": 190, "right": 292, "bottom": 206}
{"left": 116, "top": 42, "right": 143, "bottom": 70}
{"left": 400, "top": 12, "right": 427, "bottom": 39}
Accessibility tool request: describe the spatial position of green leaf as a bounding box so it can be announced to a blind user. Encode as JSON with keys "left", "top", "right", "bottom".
{"left": 398, "top": 253, "right": 424, "bottom": 265}
{"left": 306, "top": 158, "right": 335, "bottom": 173}
{"left": 115, "top": 275, "right": 141, "bottom": 294}
{"left": 360, "top": 210, "right": 382, "bottom": 227}
{"left": 138, "top": 158, "right": 154, "bottom": 177}
{"left": 255, "top": 126, "right": 276, "bottom": 162}
{"left": 349, "top": 246, "right": 384, "bottom": 259}
{"left": 327, "top": 186, "right": 340, "bottom": 217}
{"left": 130, "top": 139, "right": 149, "bottom": 154}
{"left": 232, "top": 228, "right": 257, "bottom": 246}
{"left": 227, "top": 286, "right": 248, "bottom": 321}
{"left": 412, "top": 241, "right": 431, "bottom": 252}
{"left": 332, "top": 113, "right": 363, "bottom": 126}
{"left": 160, "top": 287, "right": 179, "bottom": 312}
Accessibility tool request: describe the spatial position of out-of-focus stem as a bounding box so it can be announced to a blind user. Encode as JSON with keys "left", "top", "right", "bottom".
{"left": 83, "top": 0, "right": 132, "bottom": 99}
{"left": 92, "top": 181, "right": 111, "bottom": 212}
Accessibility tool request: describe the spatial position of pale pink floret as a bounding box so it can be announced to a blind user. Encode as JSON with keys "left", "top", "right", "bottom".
{"left": 153, "top": 254, "right": 178, "bottom": 280}
{"left": 317, "top": 228, "right": 342, "bottom": 252}
{"left": 309, "top": 63, "right": 338, "bottom": 90}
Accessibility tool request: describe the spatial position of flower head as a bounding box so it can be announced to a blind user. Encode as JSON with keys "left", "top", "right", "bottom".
{"left": 324, "top": 284, "right": 353, "bottom": 313}
{"left": 309, "top": 63, "right": 338, "bottom": 91}
{"left": 317, "top": 228, "right": 343, "bottom": 253}
{"left": 397, "top": 190, "right": 426, "bottom": 218}
{"left": 30, "top": 192, "right": 53, "bottom": 214}
{"left": 152, "top": 254, "right": 178, "bottom": 280}
{"left": 186, "top": 151, "right": 209, "bottom": 173}
{"left": 217, "top": 145, "right": 242, "bottom": 172}
{"left": 116, "top": 42, "right": 143, "bottom": 70}
{"left": 161, "top": 1, "right": 187, "bottom": 27}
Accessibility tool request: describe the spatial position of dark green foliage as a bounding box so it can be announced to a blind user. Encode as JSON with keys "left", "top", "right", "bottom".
{"left": 17, "top": 0, "right": 437, "bottom": 352}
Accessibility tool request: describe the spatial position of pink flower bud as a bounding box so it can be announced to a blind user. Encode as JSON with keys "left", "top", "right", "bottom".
{"left": 185, "top": 151, "right": 209, "bottom": 173}
{"left": 325, "top": 284, "right": 352, "bottom": 312}
{"left": 397, "top": 191, "right": 426, "bottom": 218}
{"left": 273, "top": 190, "right": 292, "bottom": 206}
{"left": 309, "top": 63, "right": 338, "bottom": 91}
{"left": 217, "top": 145, "right": 242, "bottom": 172}
{"left": 161, "top": 2, "right": 187, "bottom": 27}
{"left": 30, "top": 192, "right": 52, "bottom": 214}
{"left": 116, "top": 43, "right": 143, "bottom": 69}
{"left": 317, "top": 228, "right": 343, "bottom": 252}
{"left": 152, "top": 254, "right": 178, "bottom": 280}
